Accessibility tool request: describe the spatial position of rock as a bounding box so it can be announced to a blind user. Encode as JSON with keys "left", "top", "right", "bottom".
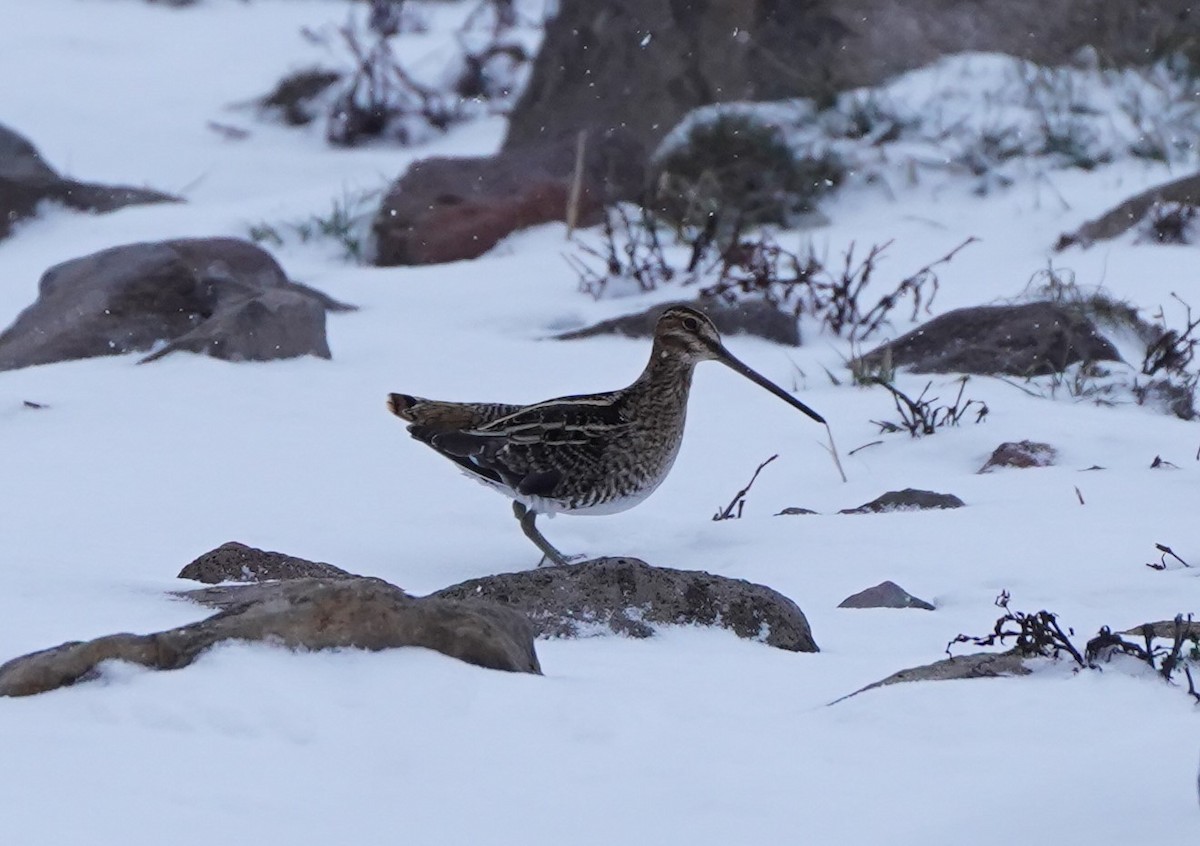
{"left": 1056, "top": 172, "right": 1200, "bottom": 250}
{"left": 856, "top": 302, "right": 1119, "bottom": 377}
{"left": 979, "top": 441, "right": 1058, "bottom": 473}
{"left": 840, "top": 489, "right": 964, "bottom": 514}
{"left": 776, "top": 506, "right": 819, "bottom": 516}
{"left": 507, "top": 0, "right": 1198, "bottom": 156}
{"left": 0, "top": 578, "right": 540, "bottom": 697}
{"left": 838, "top": 581, "right": 935, "bottom": 610}
{"left": 178, "top": 541, "right": 355, "bottom": 585}
{"left": 832, "top": 650, "right": 1031, "bottom": 703}
{"left": 0, "top": 237, "right": 353, "bottom": 372}
{"left": 557, "top": 298, "right": 800, "bottom": 346}
{"left": 1118, "top": 620, "right": 1200, "bottom": 640}
{"left": 372, "top": 133, "right": 642, "bottom": 266}
{"left": 433, "top": 557, "right": 818, "bottom": 652}
{"left": 0, "top": 123, "right": 177, "bottom": 239}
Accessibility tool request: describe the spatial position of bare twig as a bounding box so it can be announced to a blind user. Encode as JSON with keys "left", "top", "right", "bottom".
{"left": 848, "top": 440, "right": 883, "bottom": 456}
{"left": 713, "top": 454, "right": 779, "bottom": 521}
{"left": 1147, "top": 542, "right": 1190, "bottom": 570}
{"left": 565, "top": 129, "right": 587, "bottom": 240}
{"left": 822, "top": 424, "right": 848, "bottom": 483}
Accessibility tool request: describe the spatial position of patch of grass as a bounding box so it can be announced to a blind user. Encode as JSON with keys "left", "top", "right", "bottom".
{"left": 652, "top": 112, "right": 845, "bottom": 232}
{"left": 247, "top": 188, "right": 380, "bottom": 263}
{"left": 867, "top": 376, "right": 988, "bottom": 438}
{"left": 569, "top": 208, "right": 975, "bottom": 344}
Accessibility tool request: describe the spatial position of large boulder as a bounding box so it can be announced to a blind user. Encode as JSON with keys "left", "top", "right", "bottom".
{"left": 0, "top": 238, "right": 353, "bottom": 371}
{"left": 433, "top": 556, "right": 818, "bottom": 652}
{"left": 372, "top": 2, "right": 1200, "bottom": 267}
{"left": 372, "top": 133, "right": 641, "bottom": 266}
{"left": 0, "top": 578, "right": 541, "bottom": 697}
{"left": 838, "top": 581, "right": 935, "bottom": 610}
{"left": 507, "top": 0, "right": 1199, "bottom": 155}
{"left": 856, "top": 302, "right": 1120, "bottom": 376}
{"left": 0, "top": 123, "right": 177, "bottom": 239}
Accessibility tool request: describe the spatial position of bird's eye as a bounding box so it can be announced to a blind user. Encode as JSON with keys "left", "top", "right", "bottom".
{"left": 682, "top": 317, "right": 700, "bottom": 332}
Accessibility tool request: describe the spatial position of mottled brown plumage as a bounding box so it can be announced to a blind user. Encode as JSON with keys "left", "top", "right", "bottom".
{"left": 387, "top": 306, "right": 825, "bottom": 565}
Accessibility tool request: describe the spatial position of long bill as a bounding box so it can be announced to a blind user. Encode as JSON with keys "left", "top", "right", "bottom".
{"left": 713, "top": 344, "right": 826, "bottom": 424}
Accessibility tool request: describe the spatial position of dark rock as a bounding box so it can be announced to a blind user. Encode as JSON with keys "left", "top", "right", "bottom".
{"left": 840, "top": 489, "right": 965, "bottom": 514}
{"left": 1119, "top": 620, "right": 1200, "bottom": 640}
{"left": 373, "top": 133, "right": 643, "bottom": 266}
{"left": 257, "top": 67, "right": 342, "bottom": 126}
{"left": 433, "top": 556, "right": 818, "bottom": 652}
{"left": 776, "top": 506, "right": 819, "bottom": 516}
{"left": 838, "top": 580, "right": 935, "bottom": 610}
{"left": 856, "top": 302, "right": 1120, "bottom": 376}
{"left": 557, "top": 298, "right": 800, "bottom": 346}
{"left": 178, "top": 542, "right": 355, "bottom": 585}
{"left": 507, "top": 0, "right": 1198, "bottom": 156}
{"left": 0, "top": 123, "right": 177, "bottom": 239}
{"left": 832, "top": 650, "right": 1031, "bottom": 703}
{"left": 979, "top": 441, "right": 1058, "bottom": 473}
{"left": 0, "top": 237, "right": 353, "bottom": 372}
{"left": 0, "top": 578, "right": 540, "bottom": 697}
{"left": 1057, "top": 173, "right": 1200, "bottom": 250}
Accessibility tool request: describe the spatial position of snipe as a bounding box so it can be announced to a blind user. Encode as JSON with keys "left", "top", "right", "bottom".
{"left": 387, "top": 305, "right": 826, "bottom": 565}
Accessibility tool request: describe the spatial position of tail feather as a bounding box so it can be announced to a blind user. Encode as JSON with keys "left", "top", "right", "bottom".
{"left": 386, "top": 392, "right": 421, "bottom": 422}
{"left": 385, "top": 393, "right": 524, "bottom": 432}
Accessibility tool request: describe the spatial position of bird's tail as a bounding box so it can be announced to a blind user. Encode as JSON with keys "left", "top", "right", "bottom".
{"left": 385, "top": 393, "right": 523, "bottom": 431}
{"left": 386, "top": 392, "right": 422, "bottom": 421}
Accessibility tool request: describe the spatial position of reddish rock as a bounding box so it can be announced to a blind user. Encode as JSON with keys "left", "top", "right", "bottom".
{"left": 372, "top": 133, "right": 642, "bottom": 266}
{"left": 979, "top": 441, "right": 1057, "bottom": 473}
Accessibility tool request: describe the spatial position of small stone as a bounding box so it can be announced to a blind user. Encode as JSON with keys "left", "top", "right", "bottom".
{"left": 838, "top": 581, "right": 935, "bottom": 610}
{"left": 978, "top": 440, "right": 1057, "bottom": 473}
{"left": 178, "top": 541, "right": 355, "bottom": 585}
{"left": 832, "top": 651, "right": 1032, "bottom": 703}
{"left": 840, "top": 489, "right": 965, "bottom": 514}
{"left": 776, "top": 506, "right": 819, "bottom": 516}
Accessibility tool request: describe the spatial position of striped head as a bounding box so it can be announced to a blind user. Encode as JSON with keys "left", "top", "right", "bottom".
{"left": 654, "top": 304, "right": 827, "bottom": 425}
{"left": 653, "top": 306, "right": 724, "bottom": 362}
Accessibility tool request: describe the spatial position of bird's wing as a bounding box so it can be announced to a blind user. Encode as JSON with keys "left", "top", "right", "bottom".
{"left": 430, "top": 392, "right": 632, "bottom": 499}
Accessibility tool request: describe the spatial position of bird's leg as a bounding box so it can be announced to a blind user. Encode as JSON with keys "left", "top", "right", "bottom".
{"left": 512, "top": 502, "right": 571, "bottom": 567}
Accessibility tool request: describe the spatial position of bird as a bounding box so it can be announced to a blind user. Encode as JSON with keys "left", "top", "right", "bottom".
{"left": 386, "top": 305, "right": 826, "bottom": 566}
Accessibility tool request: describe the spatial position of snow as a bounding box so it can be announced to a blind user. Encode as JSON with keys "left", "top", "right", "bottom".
{"left": 1, "top": 2, "right": 1198, "bottom": 843}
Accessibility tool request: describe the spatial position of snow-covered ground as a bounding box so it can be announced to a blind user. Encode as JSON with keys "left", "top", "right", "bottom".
{"left": 1, "top": 1, "right": 1198, "bottom": 843}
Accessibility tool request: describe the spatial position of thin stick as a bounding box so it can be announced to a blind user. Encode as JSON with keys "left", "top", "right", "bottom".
{"left": 823, "top": 423, "right": 848, "bottom": 483}
{"left": 1074, "top": 485, "right": 1085, "bottom": 505}
{"left": 848, "top": 440, "right": 883, "bottom": 456}
{"left": 565, "top": 129, "right": 587, "bottom": 240}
